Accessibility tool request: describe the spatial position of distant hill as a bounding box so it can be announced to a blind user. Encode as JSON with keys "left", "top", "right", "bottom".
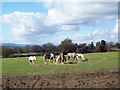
{"left": 2, "top": 43, "right": 29, "bottom": 48}
{"left": 2, "top": 43, "right": 58, "bottom": 48}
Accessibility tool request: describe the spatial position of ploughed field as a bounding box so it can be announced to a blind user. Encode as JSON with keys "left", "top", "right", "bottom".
{"left": 2, "top": 52, "right": 119, "bottom": 88}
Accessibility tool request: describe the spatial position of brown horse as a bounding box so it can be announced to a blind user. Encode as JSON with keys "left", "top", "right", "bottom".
{"left": 56, "top": 53, "right": 66, "bottom": 63}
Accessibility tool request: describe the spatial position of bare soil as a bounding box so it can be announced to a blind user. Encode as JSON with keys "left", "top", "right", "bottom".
{"left": 2, "top": 69, "right": 119, "bottom": 89}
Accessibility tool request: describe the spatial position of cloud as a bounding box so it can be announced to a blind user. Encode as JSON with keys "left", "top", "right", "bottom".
{"left": 1, "top": 11, "right": 58, "bottom": 43}
{"left": 44, "top": 2, "right": 117, "bottom": 27}
{"left": 1, "top": 2, "right": 118, "bottom": 44}
{"left": 53, "top": 21, "right": 118, "bottom": 44}
{"left": 2, "top": 11, "right": 57, "bottom": 36}
{"left": 53, "top": 30, "right": 118, "bottom": 45}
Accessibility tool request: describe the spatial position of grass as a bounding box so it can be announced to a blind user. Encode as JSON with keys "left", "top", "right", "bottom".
{"left": 2, "top": 52, "right": 118, "bottom": 76}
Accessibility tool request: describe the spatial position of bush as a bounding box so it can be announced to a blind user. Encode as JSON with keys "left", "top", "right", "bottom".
{"left": 2, "top": 46, "right": 14, "bottom": 58}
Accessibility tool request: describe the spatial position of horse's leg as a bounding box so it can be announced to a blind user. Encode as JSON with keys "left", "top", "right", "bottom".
{"left": 44, "top": 59, "right": 46, "bottom": 64}
{"left": 76, "top": 56, "right": 79, "bottom": 62}
{"left": 54, "top": 56, "right": 56, "bottom": 63}
{"left": 63, "top": 55, "right": 65, "bottom": 63}
{"left": 73, "top": 57, "right": 75, "bottom": 62}
{"left": 65, "top": 57, "right": 66, "bottom": 63}
{"left": 63, "top": 58, "right": 64, "bottom": 63}
{"left": 81, "top": 54, "right": 85, "bottom": 60}
{"left": 79, "top": 57, "right": 81, "bottom": 61}
{"left": 74, "top": 57, "right": 76, "bottom": 62}
{"left": 29, "top": 61, "right": 31, "bottom": 65}
{"left": 33, "top": 61, "right": 35, "bottom": 64}
{"left": 54, "top": 58, "right": 56, "bottom": 63}
{"left": 59, "top": 58, "right": 61, "bottom": 63}
{"left": 63, "top": 57, "right": 65, "bottom": 63}
{"left": 29, "top": 60, "right": 32, "bottom": 65}
{"left": 56, "top": 57, "right": 58, "bottom": 63}
{"left": 51, "top": 57, "right": 53, "bottom": 63}
{"left": 49, "top": 59, "right": 50, "bottom": 63}
{"left": 68, "top": 56, "right": 70, "bottom": 62}
{"left": 77, "top": 56, "right": 81, "bottom": 62}
{"left": 51, "top": 58, "right": 53, "bottom": 63}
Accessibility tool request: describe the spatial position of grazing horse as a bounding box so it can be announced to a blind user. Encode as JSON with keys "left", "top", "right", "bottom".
{"left": 67, "top": 53, "right": 76, "bottom": 62}
{"left": 43, "top": 53, "right": 55, "bottom": 64}
{"left": 56, "top": 53, "right": 66, "bottom": 63}
{"left": 76, "top": 53, "right": 86, "bottom": 61}
{"left": 29, "top": 56, "right": 37, "bottom": 64}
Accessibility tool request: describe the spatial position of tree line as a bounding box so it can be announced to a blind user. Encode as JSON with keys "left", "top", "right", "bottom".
{"left": 2, "top": 38, "right": 120, "bottom": 58}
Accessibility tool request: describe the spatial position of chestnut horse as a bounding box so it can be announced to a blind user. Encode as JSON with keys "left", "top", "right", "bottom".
{"left": 56, "top": 53, "right": 66, "bottom": 63}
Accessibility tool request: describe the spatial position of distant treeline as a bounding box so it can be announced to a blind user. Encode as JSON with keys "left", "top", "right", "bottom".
{"left": 2, "top": 38, "right": 120, "bottom": 58}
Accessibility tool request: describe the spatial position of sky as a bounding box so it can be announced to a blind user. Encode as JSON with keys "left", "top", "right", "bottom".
{"left": 0, "top": 0, "right": 119, "bottom": 45}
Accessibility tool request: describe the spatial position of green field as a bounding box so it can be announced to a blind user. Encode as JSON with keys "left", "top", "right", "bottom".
{"left": 2, "top": 52, "right": 118, "bottom": 76}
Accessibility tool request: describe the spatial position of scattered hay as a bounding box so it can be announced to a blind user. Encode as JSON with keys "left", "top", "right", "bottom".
{"left": 77, "top": 60, "right": 81, "bottom": 63}
{"left": 53, "top": 62, "right": 65, "bottom": 65}
{"left": 60, "top": 62, "right": 65, "bottom": 65}
{"left": 31, "top": 60, "right": 89, "bottom": 66}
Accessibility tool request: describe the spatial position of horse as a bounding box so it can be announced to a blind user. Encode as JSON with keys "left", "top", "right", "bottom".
{"left": 76, "top": 53, "right": 88, "bottom": 62}
{"left": 43, "top": 53, "right": 55, "bottom": 64}
{"left": 67, "top": 53, "right": 76, "bottom": 62}
{"left": 29, "top": 56, "right": 37, "bottom": 64}
{"left": 56, "top": 53, "right": 66, "bottom": 63}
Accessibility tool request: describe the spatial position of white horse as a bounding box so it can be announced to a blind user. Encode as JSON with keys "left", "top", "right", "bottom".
{"left": 29, "top": 56, "right": 37, "bottom": 64}
{"left": 76, "top": 53, "right": 85, "bottom": 61}
{"left": 67, "top": 53, "right": 76, "bottom": 62}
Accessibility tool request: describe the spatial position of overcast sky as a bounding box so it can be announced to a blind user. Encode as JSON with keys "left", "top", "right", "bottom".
{"left": 1, "top": 0, "right": 119, "bottom": 45}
